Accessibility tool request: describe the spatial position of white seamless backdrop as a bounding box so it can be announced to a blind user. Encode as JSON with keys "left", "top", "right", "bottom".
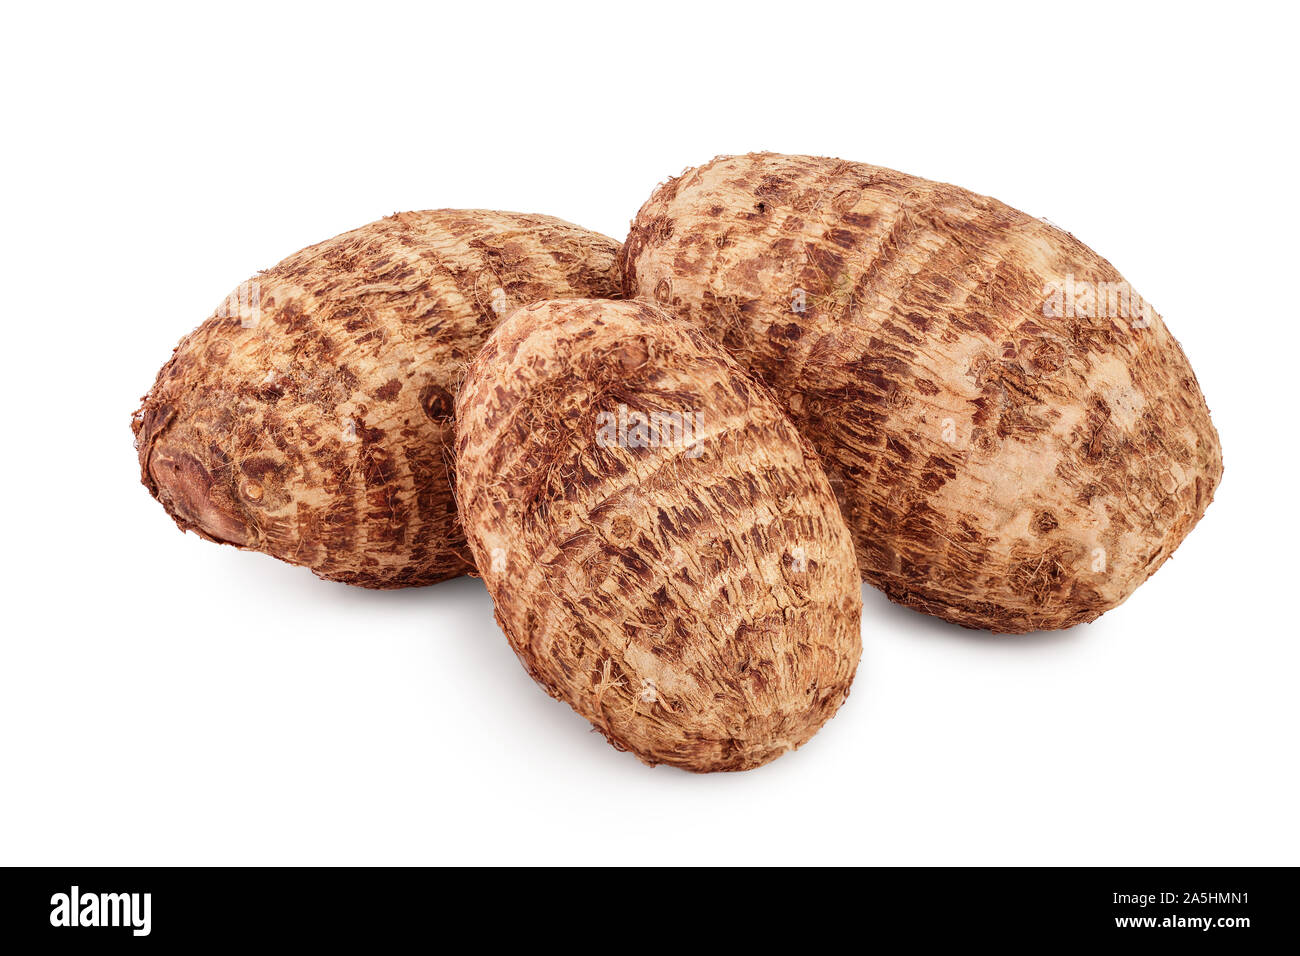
{"left": 0, "top": 0, "right": 1295, "bottom": 865}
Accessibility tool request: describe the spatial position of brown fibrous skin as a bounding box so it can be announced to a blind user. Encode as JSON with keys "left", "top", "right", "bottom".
{"left": 134, "top": 210, "right": 621, "bottom": 588}
{"left": 455, "top": 298, "right": 862, "bottom": 771}
{"left": 621, "top": 153, "right": 1223, "bottom": 633}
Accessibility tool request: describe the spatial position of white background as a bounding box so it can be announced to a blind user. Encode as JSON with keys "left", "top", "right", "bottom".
{"left": 2, "top": 1, "right": 1296, "bottom": 866}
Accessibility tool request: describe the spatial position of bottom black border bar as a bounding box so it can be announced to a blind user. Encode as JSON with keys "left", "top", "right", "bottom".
{"left": 0, "top": 866, "right": 1289, "bottom": 945}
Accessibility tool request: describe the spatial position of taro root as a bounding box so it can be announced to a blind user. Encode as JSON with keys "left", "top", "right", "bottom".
{"left": 622, "top": 153, "right": 1222, "bottom": 632}
{"left": 134, "top": 210, "right": 621, "bottom": 587}
{"left": 455, "top": 298, "right": 861, "bottom": 771}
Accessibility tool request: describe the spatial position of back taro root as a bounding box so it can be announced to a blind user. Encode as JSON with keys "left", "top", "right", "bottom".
{"left": 622, "top": 153, "right": 1222, "bottom": 633}
{"left": 455, "top": 298, "right": 862, "bottom": 771}
{"left": 134, "top": 210, "right": 621, "bottom": 588}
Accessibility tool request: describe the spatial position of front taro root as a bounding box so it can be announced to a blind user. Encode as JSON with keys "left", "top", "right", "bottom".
{"left": 455, "top": 299, "right": 862, "bottom": 771}
{"left": 621, "top": 153, "right": 1223, "bottom": 633}
{"left": 134, "top": 210, "right": 622, "bottom": 588}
